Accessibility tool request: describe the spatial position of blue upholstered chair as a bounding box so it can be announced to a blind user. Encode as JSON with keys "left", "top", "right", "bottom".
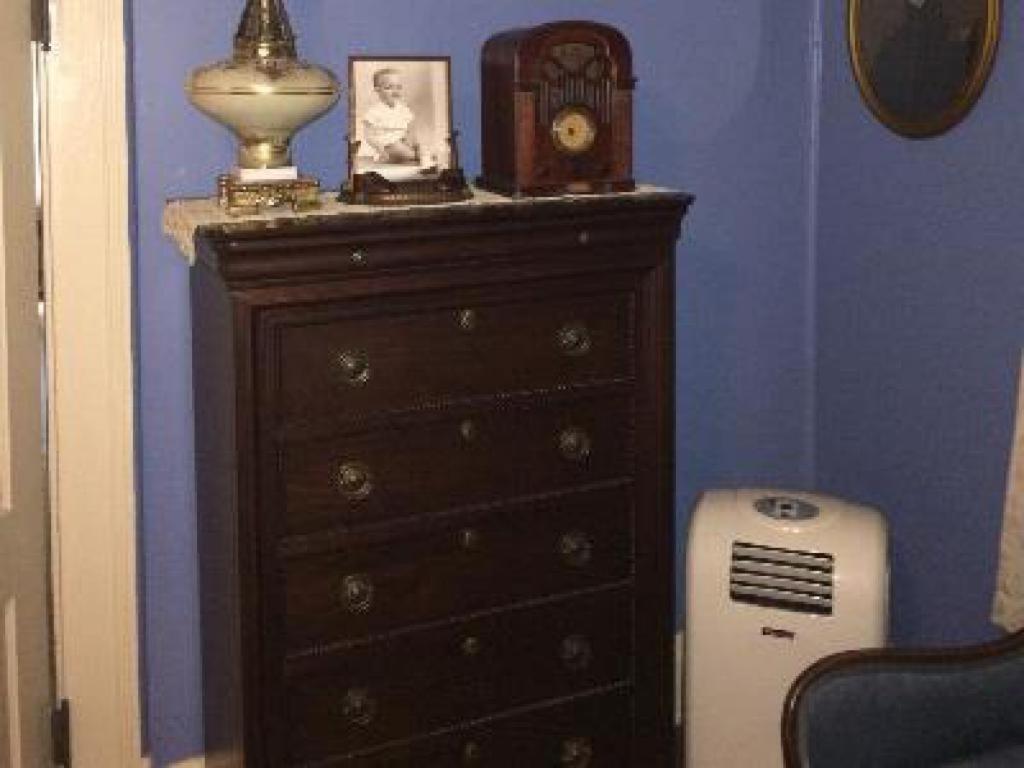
{"left": 782, "top": 629, "right": 1024, "bottom": 768}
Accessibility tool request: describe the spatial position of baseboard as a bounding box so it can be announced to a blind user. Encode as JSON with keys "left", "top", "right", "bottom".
{"left": 169, "top": 757, "right": 206, "bottom": 768}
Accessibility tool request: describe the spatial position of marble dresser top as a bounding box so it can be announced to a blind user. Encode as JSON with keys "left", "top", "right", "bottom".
{"left": 162, "top": 185, "right": 687, "bottom": 265}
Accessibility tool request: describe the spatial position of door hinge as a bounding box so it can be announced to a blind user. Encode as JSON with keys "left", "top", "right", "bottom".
{"left": 52, "top": 699, "right": 71, "bottom": 767}
{"left": 32, "top": 0, "right": 51, "bottom": 50}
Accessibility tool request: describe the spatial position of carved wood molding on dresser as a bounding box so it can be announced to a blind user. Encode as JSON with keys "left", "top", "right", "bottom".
{"left": 174, "top": 187, "right": 692, "bottom": 767}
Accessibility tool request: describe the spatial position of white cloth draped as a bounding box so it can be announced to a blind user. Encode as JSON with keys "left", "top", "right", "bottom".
{"left": 993, "top": 354, "right": 1024, "bottom": 632}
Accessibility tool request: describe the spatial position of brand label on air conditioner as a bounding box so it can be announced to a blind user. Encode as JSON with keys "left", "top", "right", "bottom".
{"left": 761, "top": 626, "right": 796, "bottom": 640}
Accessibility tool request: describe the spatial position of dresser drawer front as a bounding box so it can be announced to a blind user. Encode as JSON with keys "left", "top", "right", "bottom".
{"left": 283, "top": 486, "right": 632, "bottom": 649}
{"left": 279, "top": 395, "right": 633, "bottom": 535}
{"left": 284, "top": 589, "right": 632, "bottom": 762}
{"left": 319, "top": 692, "right": 626, "bottom": 768}
{"left": 313, "top": 688, "right": 631, "bottom": 767}
{"left": 274, "top": 290, "right": 633, "bottom": 425}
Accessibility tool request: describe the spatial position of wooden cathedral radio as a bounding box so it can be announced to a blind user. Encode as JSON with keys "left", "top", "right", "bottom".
{"left": 478, "top": 20, "right": 635, "bottom": 197}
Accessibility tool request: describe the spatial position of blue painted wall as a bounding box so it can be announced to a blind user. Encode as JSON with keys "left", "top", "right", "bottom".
{"left": 132, "top": 1, "right": 816, "bottom": 761}
{"left": 815, "top": 4, "right": 1024, "bottom": 645}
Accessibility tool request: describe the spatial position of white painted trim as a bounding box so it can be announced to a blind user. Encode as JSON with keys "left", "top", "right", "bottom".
{"left": 40, "top": 0, "right": 146, "bottom": 764}
{"left": 170, "top": 757, "right": 207, "bottom": 768}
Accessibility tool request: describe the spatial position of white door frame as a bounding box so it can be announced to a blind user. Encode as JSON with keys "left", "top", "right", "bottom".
{"left": 41, "top": 0, "right": 147, "bottom": 764}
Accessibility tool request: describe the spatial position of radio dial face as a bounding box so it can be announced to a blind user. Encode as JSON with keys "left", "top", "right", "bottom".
{"left": 551, "top": 107, "right": 598, "bottom": 155}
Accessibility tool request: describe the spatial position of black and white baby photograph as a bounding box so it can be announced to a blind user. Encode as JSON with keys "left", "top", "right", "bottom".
{"left": 349, "top": 56, "right": 453, "bottom": 181}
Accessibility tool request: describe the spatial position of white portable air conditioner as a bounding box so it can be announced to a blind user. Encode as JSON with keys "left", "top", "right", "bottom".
{"left": 684, "top": 489, "right": 888, "bottom": 768}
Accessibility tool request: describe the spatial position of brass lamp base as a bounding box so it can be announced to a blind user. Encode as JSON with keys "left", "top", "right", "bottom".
{"left": 217, "top": 173, "right": 322, "bottom": 216}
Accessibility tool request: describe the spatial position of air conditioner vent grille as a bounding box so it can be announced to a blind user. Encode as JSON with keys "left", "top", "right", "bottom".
{"left": 730, "top": 541, "right": 834, "bottom": 615}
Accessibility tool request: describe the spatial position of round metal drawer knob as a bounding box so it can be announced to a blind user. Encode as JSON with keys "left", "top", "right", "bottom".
{"left": 337, "top": 461, "right": 373, "bottom": 500}
{"left": 459, "top": 419, "right": 477, "bottom": 442}
{"left": 558, "top": 427, "right": 592, "bottom": 461}
{"left": 340, "top": 573, "right": 374, "bottom": 613}
{"left": 336, "top": 350, "right": 371, "bottom": 386}
{"left": 457, "top": 308, "right": 478, "bottom": 331}
{"left": 350, "top": 249, "right": 368, "bottom": 265}
{"left": 458, "top": 527, "right": 482, "bottom": 551}
{"left": 342, "top": 687, "right": 377, "bottom": 726}
{"left": 556, "top": 322, "right": 591, "bottom": 356}
{"left": 461, "top": 635, "right": 482, "bottom": 657}
{"left": 462, "top": 740, "right": 482, "bottom": 763}
{"left": 561, "top": 736, "right": 593, "bottom": 767}
{"left": 558, "top": 531, "right": 593, "bottom": 568}
{"left": 559, "top": 634, "right": 593, "bottom": 671}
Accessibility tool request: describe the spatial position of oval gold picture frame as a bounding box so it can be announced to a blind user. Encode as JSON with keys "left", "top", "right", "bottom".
{"left": 848, "top": 0, "right": 1000, "bottom": 138}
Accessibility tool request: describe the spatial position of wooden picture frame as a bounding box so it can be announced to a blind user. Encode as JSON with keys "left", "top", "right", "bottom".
{"left": 848, "top": 0, "right": 1000, "bottom": 138}
{"left": 341, "top": 55, "right": 470, "bottom": 205}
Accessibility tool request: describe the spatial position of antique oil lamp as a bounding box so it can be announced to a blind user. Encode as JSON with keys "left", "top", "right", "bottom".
{"left": 185, "top": 0, "right": 340, "bottom": 214}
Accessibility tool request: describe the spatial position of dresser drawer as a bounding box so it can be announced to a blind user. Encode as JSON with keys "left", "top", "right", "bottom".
{"left": 283, "top": 588, "right": 632, "bottom": 762}
{"left": 322, "top": 688, "right": 631, "bottom": 768}
{"left": 279, "top": 394, "right": 633, "bottom": 535}
{"left": 274, "top": 290, "right": 633, "bottom": 426}
{"left": 283, "top": 486, "right": 632, "bottom": 649}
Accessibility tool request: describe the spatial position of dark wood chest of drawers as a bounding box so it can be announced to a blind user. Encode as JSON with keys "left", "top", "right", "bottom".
{"left": 189, "top": 189, "right": 690, "bottom": 767}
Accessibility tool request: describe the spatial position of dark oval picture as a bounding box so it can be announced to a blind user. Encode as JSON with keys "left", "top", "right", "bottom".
{"left": 848, "top": 0, "right": 1000, "bottom": 137}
